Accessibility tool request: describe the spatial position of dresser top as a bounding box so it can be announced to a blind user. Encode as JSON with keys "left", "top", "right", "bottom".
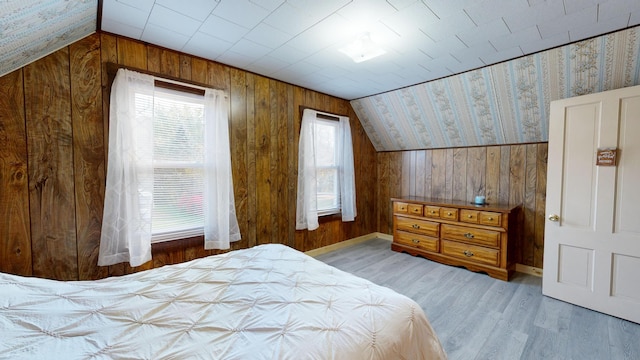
{"left": 391, "top": 196, "right": 521, "bottom": 213}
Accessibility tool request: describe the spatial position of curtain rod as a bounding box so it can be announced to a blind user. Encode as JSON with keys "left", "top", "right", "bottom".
{"left": 105, "top": 62, "right": 218, "bottom": 96}
{"left": 299, "top": 106, "right": 348, "bottom": 121}
{"left": 317, "top": 113, "right": 339, "bottom": 121}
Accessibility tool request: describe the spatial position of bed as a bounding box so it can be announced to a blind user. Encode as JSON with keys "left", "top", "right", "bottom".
{"left": 1, "top": 244, "right": 446, "bottom": 359}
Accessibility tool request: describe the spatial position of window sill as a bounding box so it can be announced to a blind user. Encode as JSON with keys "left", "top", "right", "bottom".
{"left": 150, "top": 234, "right": 204, "bottom": 252}
{"left": 318, "top": 212, "right": 343, "bottom": 223}
{"left": 151, "top": 228, "right": 204, "bottom": 244}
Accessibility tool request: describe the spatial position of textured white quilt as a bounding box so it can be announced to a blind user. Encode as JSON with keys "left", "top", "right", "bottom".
{"left": 1, "top": 244, "right": 446, "bottom": 359}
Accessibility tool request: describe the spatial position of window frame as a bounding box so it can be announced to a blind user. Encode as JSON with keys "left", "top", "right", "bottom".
{"left": 146, "top": 86, "right": 208, "bottom": 244}
{"left": 106, "top": 64, "right": 211, "bottom": 245}
{"left": 313, "top": 117, "right": 342, "bottom": 217}
{"left": 100, "top": 64, "right": 240, "bottom": 267}
{"left": 296, "top": 107, "right": 352, "bottom": 218}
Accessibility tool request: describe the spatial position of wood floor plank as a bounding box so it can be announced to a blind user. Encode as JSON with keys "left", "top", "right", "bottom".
{"left": 475, "top": 277, "right": 520, "bottom": 313}
{"left": 520, "top": 326, "right": 570, "bottom": 360}
{"left": 313, "top": 238, "right": 640, "bottom": 360}
{"left": 472, "top": 319, "right": 528, "bottom": 360}
{"left": 608, "top": 316, "right": 640, "bottom": 360}
{"left": 567, "top": 306, "right": 610, "bottom": 360}
{"left": 498, "top": 274, "right": 543, "bottom": 332}
{"left": 533, "top": 296, "right": 572, "bottom": 332}
{"left": 443, "top": 310, "right": 501, "bottom": 360}
{"left": 429, "top": 274, "right": 495, "bottom": 334}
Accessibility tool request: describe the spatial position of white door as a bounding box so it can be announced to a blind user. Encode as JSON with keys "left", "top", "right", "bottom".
{"left": 543, "top": 85, "right": 640, "bottom": 324}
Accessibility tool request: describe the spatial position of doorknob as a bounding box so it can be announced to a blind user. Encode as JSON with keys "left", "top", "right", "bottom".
{"left": 548, "top": 214, "right": 559, "bottom": 222}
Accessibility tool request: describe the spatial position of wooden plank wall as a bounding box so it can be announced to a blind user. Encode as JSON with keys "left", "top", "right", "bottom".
{"left": 376, "top": 143, "right": 548, "bottom": 268}
{"left": 0, "top": 33, "right": 378, "bottom": 280}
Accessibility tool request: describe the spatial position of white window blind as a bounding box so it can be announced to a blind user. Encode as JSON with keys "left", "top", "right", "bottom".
{"left": 149, "top": 87, "right": 206, "bottom": 242}
{"left": 314, "top": 118, "right": 340, "bottom": 216}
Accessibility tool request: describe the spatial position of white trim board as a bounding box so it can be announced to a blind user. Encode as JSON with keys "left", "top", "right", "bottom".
{"left": 304, "top": 232, "right": 390, "bottom": 257}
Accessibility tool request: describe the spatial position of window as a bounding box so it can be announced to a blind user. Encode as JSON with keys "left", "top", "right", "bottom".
{"left": 296, "top": 109, "right": 357, "bottom": 231}
{"left": 314, "top": 118, "right": 340, "bottom": 216}
{"left": 99, "top": 68, "right": 240, "bottom": 267}
{"left": 147, "top": 88, "right": 206, "bottom": 242}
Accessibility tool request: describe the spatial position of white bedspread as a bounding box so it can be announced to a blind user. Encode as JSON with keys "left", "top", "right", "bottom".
{"left": 1, "top": 244, "right": 446, "bottom": 359}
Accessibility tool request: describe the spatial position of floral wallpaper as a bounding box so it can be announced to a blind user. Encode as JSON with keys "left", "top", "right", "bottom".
{"left": 0, "top": 0, "right": 96, "bottom": 77}
{"left": 351, "top": 26, "right": 640, "bottom": 151}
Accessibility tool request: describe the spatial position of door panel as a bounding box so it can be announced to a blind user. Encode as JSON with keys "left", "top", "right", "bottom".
{"left": 544, "top": 85, "right": 640, "bottom": 324}
{"left": 611, "top": 253, "right": 640, "bottom": 301}
{"left": 557, "top": 244, "right": 594, "bottom": 289}
{"left": 561, "top": 103, "right": 599, "bottom": 230}
{"left": 615, "top": 95, "right": 640, "bottom": 234}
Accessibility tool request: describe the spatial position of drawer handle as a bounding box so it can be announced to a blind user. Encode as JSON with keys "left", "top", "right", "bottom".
{"left": 467, "top": 215, "right": 473, "bottom": 218}
{"left": 412, "top": 224, "right": 421, "bottom": 229}
{"left": 431, "top": 211, "right": 436, "bottom": 214}
{"left": 463, "top": 250, "right": 474, "bottom": 257}
{"left": 447, "top": 212, "right": 452, "bottom": 216}
{"left": 412, "top": 239, "right": 420, "bottom": 244}
{"left": 464, "top": 232, "right": 475, "bottom": 239}
{"left": 488, "top": 217, "right": 494, "bottom": 221}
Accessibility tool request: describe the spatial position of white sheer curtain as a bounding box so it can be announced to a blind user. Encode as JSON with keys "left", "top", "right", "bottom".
{"left": 296, "top": 109, "right": 357, "bottom": 231}
{"left": 203, "top": 89, "right": 241, "bottom": 249}
{"left": 99, "top": 69, "right": 240, "bottom": 267}
{"left": 99, "top": 69, "right": 154, "bottom": 267}
{"left": 338, "top": 116, "right": 357, "bottom": 222}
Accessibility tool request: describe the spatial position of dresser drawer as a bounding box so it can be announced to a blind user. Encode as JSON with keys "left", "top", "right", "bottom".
{"left": 460, "top": 209, "right": 479, "bottom": 224}
{"left": 441, "top": 240, "right": 499, "bottom": 266}
{"left": 441, "top": 224, "right": 500, "bottom": 247}
{"left": 479, "top": 211, "right": 502, "bottom": 227}
{"left": 407, "top": 204, "right": 424, "bottom": 216}
{"left": 396, "top": 231, "right": 439, "bottom": 252}
{"left": 440, "top": 207, "right": 458, "bottom": 221}
{"left": 424, "top": 206, "right": 440, "bottom": 218}
{"left": 396, "top": 216, "right": 439, "bottom": 237}
{"left": 394, "top": 202, "right": 409, "bottom": 214}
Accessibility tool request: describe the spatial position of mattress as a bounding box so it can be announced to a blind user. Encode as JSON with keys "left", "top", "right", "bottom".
{"left": 1, "top": 244, "right": 446, "bottom": 359}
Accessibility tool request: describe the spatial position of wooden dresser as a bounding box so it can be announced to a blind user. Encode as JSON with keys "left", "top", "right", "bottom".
{"left": 391, "top": 197, "right": 522, "bottom": 281}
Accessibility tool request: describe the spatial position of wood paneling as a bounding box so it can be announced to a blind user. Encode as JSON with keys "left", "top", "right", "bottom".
{"left": 376, "top": 152, "right": 391, "bottom": 234}
{"left": 229, "top": 68, "right": 249, "bottom": 250}
{"left": 245, "top": 73, "right": 258, "bottom": 249}
{"left": 255, "top": 76, "right": 271, "bottom": 246}
{"left": 0, "top": 69, "right": 31, "bottom": 276}
{"left": 0, "top": 33, "right": 378, "bottom": 280}
{"left": 534, "top": 145, "right": 548, "bottom": 268}
{"left": 485, "top": 146, "right": 500, "bottom": 204}
{"left": 377, "top": 143, "right": 548, "bottom": 268}
{"left": 24, "top": 48, "right": 78, "bottom": 280}
{"left": 69, "top": 35, "right": 106, "bottom": 280}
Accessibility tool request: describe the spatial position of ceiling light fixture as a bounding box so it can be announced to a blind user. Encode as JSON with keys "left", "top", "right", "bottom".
{"left": 339, "top": 33, "right": 386, "bottom": 63}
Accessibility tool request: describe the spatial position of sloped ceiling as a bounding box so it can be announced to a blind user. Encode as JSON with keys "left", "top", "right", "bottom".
{"left": 0, "top": 0, "right": 96, "bottom": 77}
{"left": 3, "top": 1, "right": 640, "bottom": 151}
{"left": 100, "top": 0, "right": 640, "bottom": 100}
{"left": 352, "top": 25, "right": 640, "bottom": 151}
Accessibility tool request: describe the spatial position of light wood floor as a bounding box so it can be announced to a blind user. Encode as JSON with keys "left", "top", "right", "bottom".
{"left": 314, "top": 238, "right": 640, "bottom": 360}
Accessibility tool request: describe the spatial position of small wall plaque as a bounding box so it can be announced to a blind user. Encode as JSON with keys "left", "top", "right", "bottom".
{"left": 596, "top": 148, "right": 617, "bottom": 166}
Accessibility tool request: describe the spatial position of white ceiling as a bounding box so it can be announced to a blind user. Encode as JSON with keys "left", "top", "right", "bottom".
{"left": 101, "top": 0, "right": 640, "bottom": 100}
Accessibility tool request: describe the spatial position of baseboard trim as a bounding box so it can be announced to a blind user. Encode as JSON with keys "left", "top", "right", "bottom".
{"left": 306, "top": 234, "right": 544, "bottom": 278}
{"left": 305, "top": 232, "right": 390, "bottom": 257}
{"left": 376, "top": 233, "right": 393, "bottom": 241}
{"left": 516, "top": 264, "right": 543, "bottom": 277}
